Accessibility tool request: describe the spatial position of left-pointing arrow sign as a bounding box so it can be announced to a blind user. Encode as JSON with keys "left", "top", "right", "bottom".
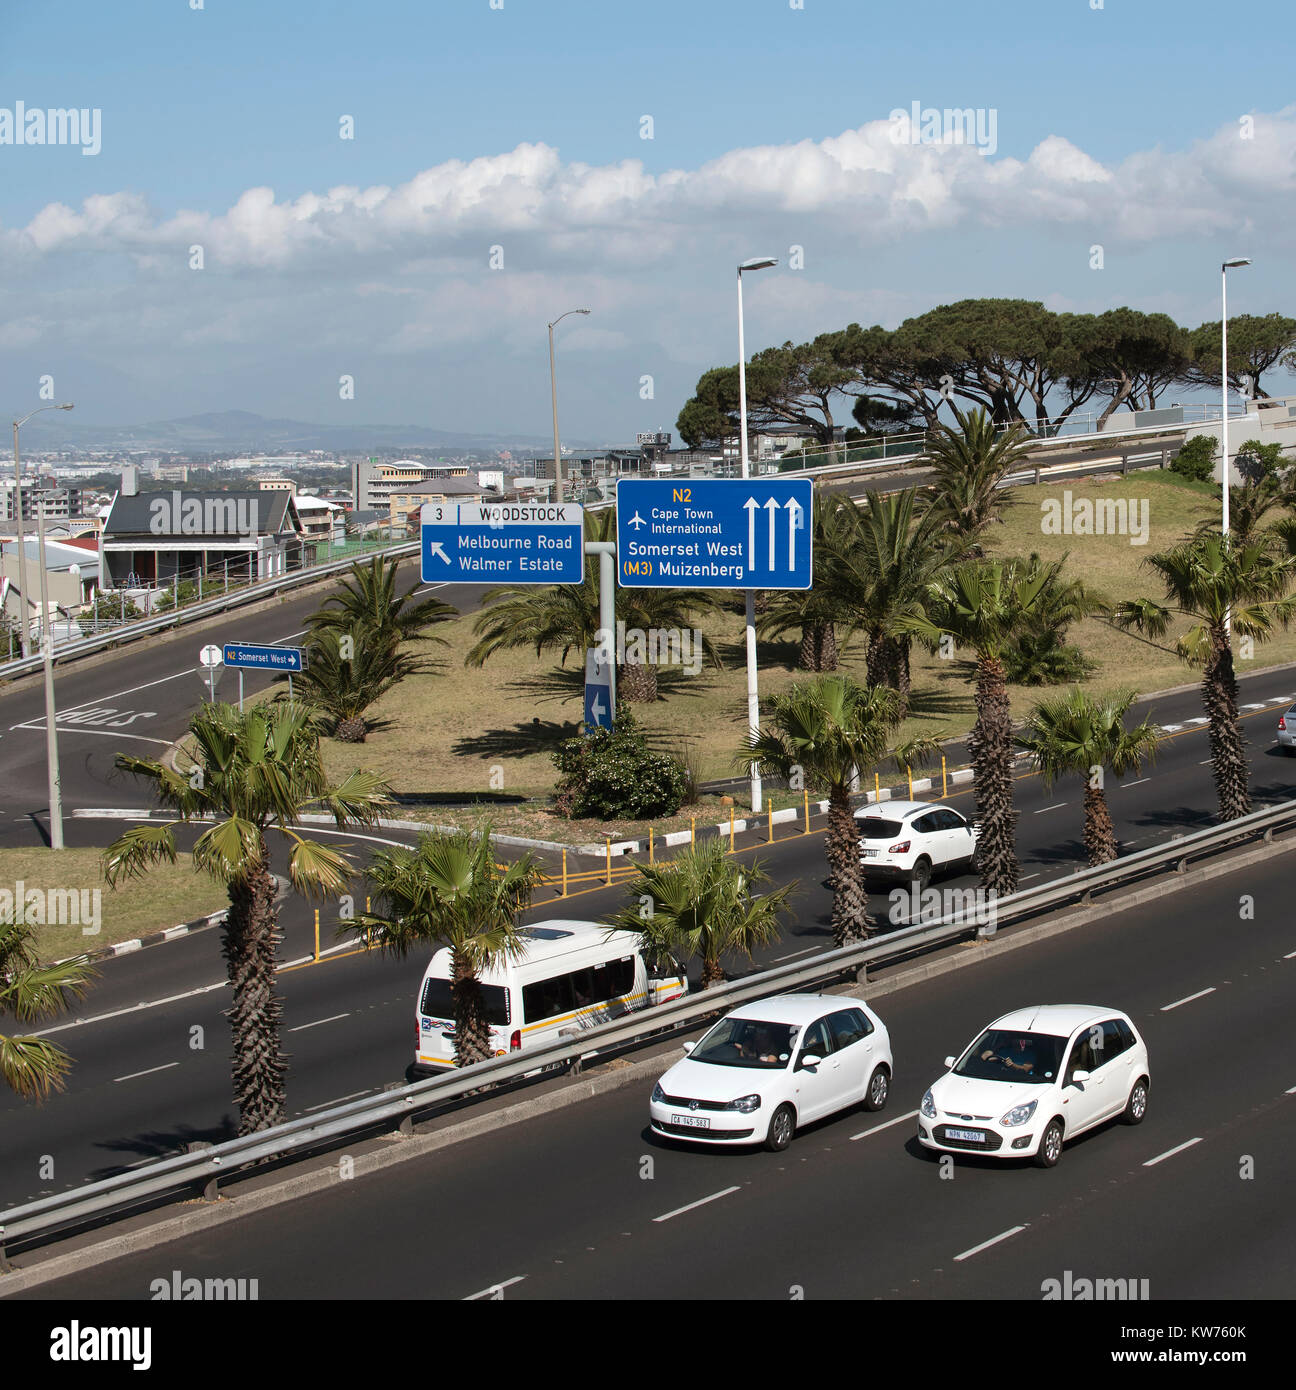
{"left": 427, "top": 542, "right": 451, "bottom": 564}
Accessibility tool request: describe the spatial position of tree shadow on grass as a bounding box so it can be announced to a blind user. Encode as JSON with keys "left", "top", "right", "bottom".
{"left": 452, "top": 717, "right": 581, "bottom": 761}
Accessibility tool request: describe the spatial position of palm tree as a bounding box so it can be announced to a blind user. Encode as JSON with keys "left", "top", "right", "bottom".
{"left": 1001, "top": 552, "right": 1101, "bottom": 686}
{"left": 467, "top": 508, "right": 723, "bottom": 702}
{"left": 897, "top": 557, "right": 1065, "bottom": 897}
{"left": 1111, "top": 535, "right": 1296, "bottom": 821}
{"left": 308, "top": 553, "right": 458, "bottom": 645}
{"left": 823, "top": 487, "right": 966, "bottom": 712}
{"left": 743, "top": 675, "right": 903, "bottom": 945}
{"left": 607, "top": 838, "right": 792, "bottom": 987}
{"left": 755, "top": 494, "right": 858, "bottom": 672}
{"left": 0, "top": 916, "right": 96, "bottom": 1100}
{"left": 104, "top": 702, "right": 391, "bottom": 1132}
{"left": 1016, "top": 690, "right": 1159, "bottom": 864}
{"left": 292, "top": 624, "right": 431, "bottom": 742}
{"left": 923, "top": 406, "right": 1033, "bottom": 552}
{"left": 357, "top": 828, "right": 539, "bottom": 1065}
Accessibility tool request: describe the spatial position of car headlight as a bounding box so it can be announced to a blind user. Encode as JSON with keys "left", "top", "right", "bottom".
{"left": 1000, "top": 1099, "right": 1038, "bottom": 1127}
{"left": 651, "top": 1081, "right": 665, "bottom": 1104}
{"left": 920, "top": 1089, "right": 937, "bottom": 1118}
{"left": 727, "top": 1093, "right": 762, "bottom": 1113}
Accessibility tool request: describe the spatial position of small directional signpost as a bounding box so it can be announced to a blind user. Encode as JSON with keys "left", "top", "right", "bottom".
{"left": 198, "top": 644, "right": 223, "bottom": 703}
{"left": 420, "top": 501, "right": 584, "bottom": 585}
{"left": 583, "top": 647, "right": 614, "bottom": 733}
{"left": 615, "top": 478, "right": 812, "bottom": 590}
{"left": 222, "top": 642, "right": 305, "bottom": 709}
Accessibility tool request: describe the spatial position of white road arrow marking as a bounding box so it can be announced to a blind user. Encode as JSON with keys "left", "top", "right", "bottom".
{"left": 764, "top": 497, "right": 779, "bottom": 571}
{"left": 427, "top": 542, "right": 451, "bottom": 564}
{"left": 786, "top": 497, "right": 803, "bottom": 569}
{"left": 743, "top": 497, "right": 759, "bottom": 571}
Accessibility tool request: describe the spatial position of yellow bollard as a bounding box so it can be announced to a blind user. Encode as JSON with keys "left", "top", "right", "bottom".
{"left": 729, "top": 805, "right": 735, "bottom": 852}
{"left": 941, "top": 755, "right": 947, "bottom": 798}
{"left": 605, "top": 837, "right": 612, "bottom": 885}
{"left": 803, "top": 788, "right": 810, "bottom": 834}
{"left": 907, "top": 765, "right": 913, "bottom": 799}
{"left": 562, "top": 848, "right": 568, "bottom": 897}
{"left": 313, "top": 908, "right": 320, "bottom": 963}
{"left": 874, "top": 771, "right": 880, "bottom": 801}
{"left": 768, "top": 801, "right": 774, "bottom": 844}
{"left": 691, "top": 815, "right": 696, "bottom": 846}
{"left": 366, "top": 895, "right": 371, "bottom": 914}
{"left": 649, "top": 827, "right": 655, "bottom": 865}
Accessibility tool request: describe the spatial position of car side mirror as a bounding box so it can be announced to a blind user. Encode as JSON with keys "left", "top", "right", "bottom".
{"left": 681, "top": 1041, "right": 695, "bottom": 1055}
{"left": 1070, "top": 1069, "right": 1090, "bottom": 1084}
{"left": 943, "top": 1056, "right": 955, "bottom": 1069}
{"left": 798, "top": 1053, "right": 822, "bottom": 1071}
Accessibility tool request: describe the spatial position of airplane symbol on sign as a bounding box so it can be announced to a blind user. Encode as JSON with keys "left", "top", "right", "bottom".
{"left": 627, "top": 511, "right": 647, "bottom": 530}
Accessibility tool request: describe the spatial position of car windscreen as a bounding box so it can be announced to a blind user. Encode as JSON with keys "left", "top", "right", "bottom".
{"left": 420, "top": 977, "right": 510, "bottom": 1027}
{"left": 857, "top": 818, "right": 903, "bottom": 840}
{"left": 690, "top": 1017, "right": 799, "bottom": 1068}
{"left": 953, "top": 1029, "right": 1066, "bottom": 1084}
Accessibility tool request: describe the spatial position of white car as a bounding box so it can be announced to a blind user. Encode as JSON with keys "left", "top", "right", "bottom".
{"left": 918, "top": 1005, "right": 1150, "bottom": 1168}
{"left": 1277, "top": 705, "right": 1296, "bottom": 752}
{"left": 650, "top": 994, "right": 893, "bottom": 1151}
{"left": 856, "top": 800, "right": 979, "bottom": 888}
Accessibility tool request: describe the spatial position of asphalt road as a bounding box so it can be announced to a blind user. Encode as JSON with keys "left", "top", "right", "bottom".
{"left": 16, "top": 849, "right": 1292, "bottom": 1301}
{"left": 1, "top": 672, "right": 1293, "bottom": 1209}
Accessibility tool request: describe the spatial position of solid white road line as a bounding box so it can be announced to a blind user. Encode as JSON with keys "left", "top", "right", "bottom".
{"left": 851, "top": 1109, "right": 917, "bottom": 1141}
{"left": 113, "top": 1062, "right": 180, "bottom": 1083}
{"left": 1286, "top": 1086, "right": 1296, "bottom": 1095}
{"left": 33, "top": 981, "right": 229, "bottom": 1038}
{"left": 653, "top": 1186, "right": 741, "bottom": 1223}
{"left": 954, "top": 1224, "right": 1028, "bottom": 1262}
{"left": 1143, "top": 1137, "right": 1203, "bottom": 1167}
{"left": 1160, "top": 987, "right": 1217, "bottom": 1011}
{"left": 288, "top": 1012, "right": 351, "bottom": 1033}
{"left": 1162, "top": 984, "right": 1212, "bottom": 1017}
{"left": 464, "top": 1275, "right": 526, "bottom": 1301}
{"left": 10, "top": 724, "right": 174, "bottom": 746}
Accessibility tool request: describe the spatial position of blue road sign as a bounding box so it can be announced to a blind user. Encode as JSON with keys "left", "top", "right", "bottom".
{"left": 421, "top": 501, "right": 584, "bottom": 585}
{"left": 616, "top": 478, "right": 813, "bottom": 590}
{"left": 222, "top": 642, "right": 304, "bottom": 673}
{"left": 583, "top": 648, "right": 614, "bottom": 732}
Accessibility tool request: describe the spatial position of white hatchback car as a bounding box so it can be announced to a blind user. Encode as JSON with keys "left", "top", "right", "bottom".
{"left": 918, "top": 1005, "right": 1149, "bottom": 1167}
{"left": 650, "top": 994, "right": 892, "bottom": 1151}
{"left": 856, "top": 800, "right": 979, "bottom": 888}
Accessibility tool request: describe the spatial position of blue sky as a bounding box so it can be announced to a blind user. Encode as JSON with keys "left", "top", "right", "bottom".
{"left": 4, "top": 0, "right": 1295, "bottom": 440}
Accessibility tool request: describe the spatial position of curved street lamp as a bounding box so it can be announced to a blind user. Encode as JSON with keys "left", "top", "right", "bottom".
{"left": 547, "top": 309, "right": 591, "bottom": 503}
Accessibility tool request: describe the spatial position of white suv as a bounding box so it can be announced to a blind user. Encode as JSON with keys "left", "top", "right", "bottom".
{"left": 856, "top": 800, "right": 978, "bottom": 889}
{"left": 918, "top": 1005, "right": 1150, "bottom": 1167}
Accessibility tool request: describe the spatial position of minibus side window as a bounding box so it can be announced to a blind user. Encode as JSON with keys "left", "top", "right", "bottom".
{"left": 523, "top": 973, "right": 575, "bottom": 1024}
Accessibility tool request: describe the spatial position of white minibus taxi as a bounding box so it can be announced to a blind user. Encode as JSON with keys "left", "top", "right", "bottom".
{"left": 411, "top": 919, "right": 688, "bottom": 1073}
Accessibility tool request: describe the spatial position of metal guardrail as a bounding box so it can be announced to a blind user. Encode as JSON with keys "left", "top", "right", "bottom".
{"left": 3, "top": 796, "right": 1294, "bottom": 1259}
{"left": 0, "top": 541, "right": 419, "bottom": 683}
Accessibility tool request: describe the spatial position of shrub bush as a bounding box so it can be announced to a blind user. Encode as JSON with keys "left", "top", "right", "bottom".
{"left": 1170, "top": 434, "right": 1217, "bottom": 483}
{"left": 551, "top": 710, "right": 689, "bottom": 820}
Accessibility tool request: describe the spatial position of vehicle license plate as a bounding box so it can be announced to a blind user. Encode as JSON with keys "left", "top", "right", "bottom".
{"left": 946, "top": 1127, "right": 985, "bottom": 1142}
{"left": 672, "top": 1114, "right": 711, "bottom": 1130}
{"left": 860, "top": 848, "right": 876, "bottom": 858}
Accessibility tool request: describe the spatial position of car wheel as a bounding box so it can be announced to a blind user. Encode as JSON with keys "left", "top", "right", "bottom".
{"left": 764, "top": 1103, "right": 796, "bottom": 1152}
{"left": 1121, "top": 1076, "right": 1149, "bottom": 1125}
{"left": 1034, "top": 1118, "right": 1064, "bottom": 1168}
{"left": 910, "top": 856, "right": 932, "bottom": 890}
{"left": 863, "top": 1065, "right": 890, "bottom": 1112}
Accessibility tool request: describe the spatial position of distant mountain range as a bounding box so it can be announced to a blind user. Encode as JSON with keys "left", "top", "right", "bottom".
{"left": 21, "top": 409, "right": 608, "bottom": 455}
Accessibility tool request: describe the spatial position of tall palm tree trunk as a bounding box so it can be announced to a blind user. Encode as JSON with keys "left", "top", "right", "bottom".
{"left": 799, "top": 621, "right": 839, "bottom": 672}
{"left": 620, "top": 659, "right": 658, "bottom": 703}
{"left": 700, "top": 953, "right": 725, "bottom": 989}
{"left": 222, "top": 848, "right": 286, "bottom": 1134}
{"left": 1203, "top": 630, "right": 1250, "bottom": 821}
{"left": 451, "top": 949, "right": 493, "bottom": 1065}
{"left": 866, "top": 627, "right": 895, "bottom": 689}
{"left": 827, "top": 785, "right": 873, "bottom": 945}
{"left": 1082, "top": 780, "right": 1118, "bottom": 865}
{"left": 968, "top": 654, "right": 1019, "bottom": 896}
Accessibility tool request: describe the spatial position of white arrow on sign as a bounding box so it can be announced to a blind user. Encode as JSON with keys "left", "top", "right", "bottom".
{"left": 427, "top": 542, "right": 451, "bottom": 565}
{"left": 786, "top": 496, "right": 803, "bottom": 569}
{"left": 743, "top": 497, "right": 760, "bottom": 572}
{"left": 764, "top": 497, "right": 780, "bottom": 572}
{"left": 590, "top": 692, "right": 606, "bottom": 723}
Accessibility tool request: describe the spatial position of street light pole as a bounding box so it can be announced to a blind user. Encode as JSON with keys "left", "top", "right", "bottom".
{"left": 547, "top": 308, "right": 590, "bottom": 504}
{"left": 737, "top": 257, "right": 778, "bottom": 814}
{"left": 12, "top": 402, "right": 74, "bottom": 849}
{"left": 11, "top": 423, "right": 32, "bottom": 657}
{"left": 1221, "top": 257, "right": 1251, "bottom": 640}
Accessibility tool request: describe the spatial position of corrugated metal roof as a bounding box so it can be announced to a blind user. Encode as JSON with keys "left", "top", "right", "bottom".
{"left": 103, "top": 490, "right": 296, "bottom": 538}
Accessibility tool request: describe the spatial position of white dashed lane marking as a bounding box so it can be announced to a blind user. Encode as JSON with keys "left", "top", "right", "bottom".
{"left": 1144, "top": 1138, "right": 1203, "bottom": 1167}
{"left": 113, "top": 1062, "right": 179, "bottom": 1083}
{"left": 1161, "top": 987, "right": 1216, "bottom": 1012}
{"left": 653, "top": 1186, "right": 741, "bottom": 1223}
{"left": 955, "top": 1225, "right": 1028, "bottom": 1262}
